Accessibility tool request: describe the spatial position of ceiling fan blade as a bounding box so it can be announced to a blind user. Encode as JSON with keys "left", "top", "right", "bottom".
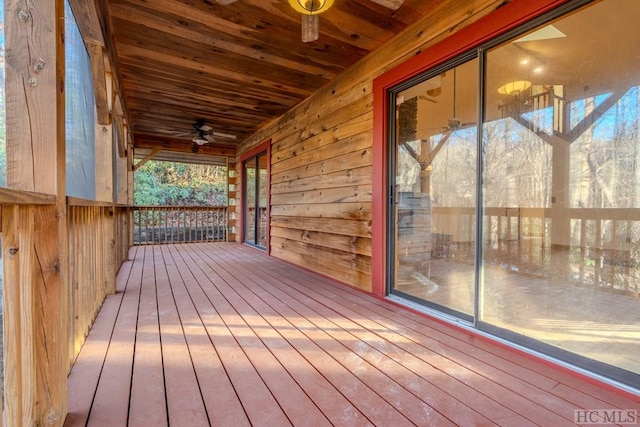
{"left": 204, "top": 134, "right": 216, "bottom": 143}
{"left": 199, "top": 124, "right": 213, "bottom": 132}
{"left": 369, "top": 0, "right": 405, "bottom": 10}
{"left": 217, "top": 0, "right": 239, "bottom": 4}
{"left": 172, "top": 131, "right": 192, "bottom": 137}
{"left": 301, "top": 14, "right": 319, "bottom": 43}
{"left": 210, "top": 131, "right": 237, "bottom": 140}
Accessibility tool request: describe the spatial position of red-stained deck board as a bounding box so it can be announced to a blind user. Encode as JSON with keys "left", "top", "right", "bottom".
{"left": 164, "top": 245, "right": 291, "bottom": 427}
{"left": 271, "top": 259, "right": 640, "bottom": 410}
{"left": 154, "top": 246, "right": 210, "bottom": 427}
{"left": 128, "top": 246, "right": 167, "bottom": 427}
{"left": 67, "top": 243, "right": 640, "bottom": 427}
{"left": 190, "top": 243, "right": 462, "bottom": 426}
{"left": 262, "top": 261, "right": 574, "bottom": 426}
{"left": 159, "top": 245, "right": 251, "bottom": 427}
{"left": 83, "top": 246, "right": 143, "bottom": 427}
{"left": 176, "top": 243, "right": 371, "bottom": 427}
{"left": 65, "top": 253, "right": 135, "bottom": 427}
{"left": 186, "top": 243, "right": 408, "bottom": 426}
{"left": 175, "top": 245, "right": 331, "bottom": 427}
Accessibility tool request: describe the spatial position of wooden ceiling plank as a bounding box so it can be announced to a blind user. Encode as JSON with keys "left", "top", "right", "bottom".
{"left": 111, "top": 0, "right": 369, "bottom": 64}
{"left": 119, "top": 60, "right": 304, "bottom": 105}
{"left": 111, "top": 26, "right": 332, "bottom": 92}
{"left": 108, "top": 3, "right": 344, "bottom": 79}
{"left": 368, "top": 0, "right": 406, "bottom": 11}
{"left": 116, "top": 43, "right": 319, "bottom": 97}
{"left": 121, "top": 84, "right": 290, "bottom": 113}
{"left": 104, "top": 0, "right": 442, "bottom": 157}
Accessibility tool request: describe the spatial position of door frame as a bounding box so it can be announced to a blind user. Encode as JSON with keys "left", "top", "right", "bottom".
{"left": 239, "top": 139, "right": 271, "bottom": 252}
{"left": 371, "top": 0, "right": 570, "bottom": 298}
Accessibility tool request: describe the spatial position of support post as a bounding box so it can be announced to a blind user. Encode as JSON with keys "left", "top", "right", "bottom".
{"left": 3, "top": 0, "right": 68, "bottom": 425}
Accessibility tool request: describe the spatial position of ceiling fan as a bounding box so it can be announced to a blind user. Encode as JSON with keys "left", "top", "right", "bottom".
{"left": 215, "top": 0, "right": 406, "bottom": 42}
{"left": 175, "top": 119, "right": 237, "bottom": 147}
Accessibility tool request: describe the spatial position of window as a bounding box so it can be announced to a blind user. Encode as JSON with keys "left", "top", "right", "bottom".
{"left": 65, "top": 0, "right": 96, "bottom": 199}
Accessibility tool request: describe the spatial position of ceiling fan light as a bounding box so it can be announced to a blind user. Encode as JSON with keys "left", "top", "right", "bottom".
{"left": 192, "top": 136, "right": 208, "bottom": 145}
{"left": 288, "top": 0, "right": 334, "bottom": 15}
{"left": 497, "top": 80, "right": 532, "bottom": 95}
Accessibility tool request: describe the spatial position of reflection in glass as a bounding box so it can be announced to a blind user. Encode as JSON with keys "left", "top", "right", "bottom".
{"left": 393, "top": 59, "right": 478, "bottom": 317}
{"left": 483, "top": 0, "right": 640, "bottom": 379}
{"left": 244, "top": 157, "right": 256, "bottom": 245}
{"left": 243, "top": 151, "right": 268, "bottom": 249}
{"left": 257, "top": 153, "right": 268, "bottom": 248}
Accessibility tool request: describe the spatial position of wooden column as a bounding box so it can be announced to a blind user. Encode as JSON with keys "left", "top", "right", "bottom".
{"left": 3, "top": 0, "right": 68, "bottom": 425}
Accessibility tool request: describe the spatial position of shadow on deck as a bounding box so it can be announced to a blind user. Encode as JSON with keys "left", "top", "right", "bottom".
{"left": 65, "top": 243, "right": 638, "bottom": 426}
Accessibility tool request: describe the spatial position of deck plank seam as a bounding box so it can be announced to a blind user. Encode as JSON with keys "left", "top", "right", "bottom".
{"left": 157, "top": 245, "right": 213, "bottom": 426}
{"left": 167, "top": 244, "right": 291, "bottom": 426}
{"left": 189, "top": 243, "right": 446, "bottom": 427}
{"left": 162, "top": 244, "right": 250, "bottom": 426}
{"left": 225, "top": 242, "right": 616, "bottom": 421}
{"left": 183, "top": 243, "right": 390, "bottom": 427}
{"left": 206, "top": 243, "right": 500, "bottom": 426}
{"left": 272, "top": 265, "right": 579, "bottom": 423}
{"left": 281, "top": 264, "right": 640, "bottom": 408}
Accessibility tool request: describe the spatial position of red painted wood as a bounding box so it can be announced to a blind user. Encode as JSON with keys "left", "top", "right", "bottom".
{"left": 128, "top": 246, "right": 167, "bottom": 427}
{"left": 87, "top": 247, "right": 143, "bottom": 426}
{"left": 154, "top": 246, "right": 209, "bottom": 426}
{"left": 251, "top": 254, "right": 543, "bottom": 426}
{"left": 65, "top": 257, "right": 134, "bottom": 427}
{"left": 190, "top": 243, "right": 391, "bottom": 426}
{"left": 179, "top": 244, "right": 335, "bottom": 426}
{"left": 211, "top": 245, "right": 463, "bottom": 426}
{"left": 371, "top": 0, "right": 571, "bottom": 297}
{"left": 273, "top": 255, "right": 640, "bottom": 407}
{"left": 67, "top": 243, "right": 639, "bottom": 427}
{"left": 167, "top": 244, "right": 292, "bottom": 426}
{"left": 162, "top": 244, "right": 251, "bottom": 426}
{"left": 272, "top": 269, "right": 579, "bottom": 426}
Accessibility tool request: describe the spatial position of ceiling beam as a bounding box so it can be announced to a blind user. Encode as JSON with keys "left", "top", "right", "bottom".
{"left": 133, "top": 135, "right": 237, "bottom": 158}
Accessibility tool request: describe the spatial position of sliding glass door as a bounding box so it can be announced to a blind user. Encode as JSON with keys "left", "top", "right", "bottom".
{"left": 391, "top": 58, "right": 478, "bottom": 320}
{"left": 387, "top": 0, "right": 640, "bottom": 388}
{"left": 243, "top": 150, "right": 268, "bottom": 249}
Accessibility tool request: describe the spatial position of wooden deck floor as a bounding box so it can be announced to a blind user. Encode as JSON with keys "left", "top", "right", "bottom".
{"left": 65, "top": 243, "right": 639, "bottom": 427}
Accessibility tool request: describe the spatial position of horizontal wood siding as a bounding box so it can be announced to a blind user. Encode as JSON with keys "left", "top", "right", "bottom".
{"left": 238, "top": 0, "right": 506, "bottom": 290}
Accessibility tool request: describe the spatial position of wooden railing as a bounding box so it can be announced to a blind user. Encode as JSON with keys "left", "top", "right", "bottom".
{"left": 132, "top": 206, "right": 228, "bottom": 245}
{"left": 430, "top": 206, "right": 640, "bottom": 295}
{"left": 67, "top": 200, "right": 131, "bottom": 360}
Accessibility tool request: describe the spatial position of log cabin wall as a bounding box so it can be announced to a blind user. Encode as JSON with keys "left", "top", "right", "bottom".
{"left": 237, "top": 0, "right": 506, "bottom": 291}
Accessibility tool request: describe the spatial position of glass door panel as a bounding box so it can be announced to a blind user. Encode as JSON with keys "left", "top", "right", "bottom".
{"left": 243, "top": 157, "right": 257, "bottom": 245}
{"left": 482, "top": 0, "right": 640, "bottom": 381}
{"left": 391, "top": 58, "right": 478, "bottom": 319}
{"left": 257, "top": 153, "right": 268, "bottom": 248}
